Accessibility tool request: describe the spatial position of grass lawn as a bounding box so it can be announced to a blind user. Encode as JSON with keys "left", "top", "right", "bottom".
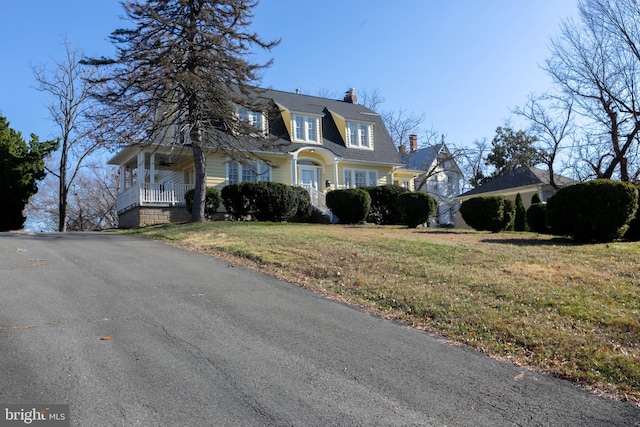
{"left": 119, "top": 222, "right": 640, "bottom": 403}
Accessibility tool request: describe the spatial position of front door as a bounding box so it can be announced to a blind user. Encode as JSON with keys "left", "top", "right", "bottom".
{"left": 300, "top": 167, "right": 319, "bottom": 190}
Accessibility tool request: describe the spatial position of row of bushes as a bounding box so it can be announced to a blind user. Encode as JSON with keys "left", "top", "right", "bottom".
{"left": 326, "top": 186, "right": 437, "bottom": 227}
{"left": 186, "top": 183, "right": 438, "bottom": 227}
{"left": 186, "top": 183, "right": 313, "bottom": 222}
{"left": 460, "top": 179, "right": 639, "bottom": 243}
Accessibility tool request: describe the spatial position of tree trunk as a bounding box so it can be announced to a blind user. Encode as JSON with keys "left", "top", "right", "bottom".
{"left": 190, "top": 126, "right": 206, "bottom": 223}
{"left": 58, "top": 141, "right": 68, "bottom": 232}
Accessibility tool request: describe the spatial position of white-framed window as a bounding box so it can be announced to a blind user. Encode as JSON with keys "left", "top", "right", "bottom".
{"left": 292, "top": 115, "right": 320, "bottom": 143}
{"left": 344, "top": 169, "right": 378, "bottom": 188}
{"left": 236, "top": 107, "right": 266, "bottom": 134}
{"left": 346, "top": 122, "right": 373, "bottom": 149}
{"left": 227, "top": 160, "right": 271, "bottom": 184}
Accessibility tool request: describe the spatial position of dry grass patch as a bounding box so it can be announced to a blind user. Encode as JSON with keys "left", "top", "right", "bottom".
{"left": 120, "top": 222, "right": 640, "bottom": 402}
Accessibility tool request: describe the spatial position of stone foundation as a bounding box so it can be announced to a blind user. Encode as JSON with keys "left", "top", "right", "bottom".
{"left": 118, "top": 206, "right": 192, "bottom": 228}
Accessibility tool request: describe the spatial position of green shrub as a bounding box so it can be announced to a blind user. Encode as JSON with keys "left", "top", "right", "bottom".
{"left": 526, "top": 202, "right": 549, "bottom": 234}
{"left": 624, "top": 186, "right": 640, "bottom": 241}
{"left": 547, "top": 179, "right": 638, "bottom": 242}
{"left": 514, "top": 193, "right": 528, "bottom": 232}
{"left": 397, "top": 192, "right": 437, "bottom": 228}
{"left": 253, "top": 182, "right": 298, "bottom": 222}
{"left": 326, "top": 188, "right": 371, "bottom": 224}
{"left": 221, "top": 183, "right": 251, "bottom": 220}
{"left": 531, "top": 193, "right": 542, "bottom": 205}
{"left": 459, "top": 196, "right": 515, "bottom": 233}
{"left": 363, "top": 185, "right": 409, "bottom": 225}
{"left": 184, "top": 187, "right": 221, "bottom": 219}
{"left": 289, "top": 186, "right": 313, "bottom": 222}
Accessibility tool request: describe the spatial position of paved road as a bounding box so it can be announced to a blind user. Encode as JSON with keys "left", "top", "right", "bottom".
{"left": 0, "top": 232, "right": 638, "bottom": 426}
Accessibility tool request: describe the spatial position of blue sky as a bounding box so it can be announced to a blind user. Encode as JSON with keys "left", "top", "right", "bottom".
{"left": 1, "top": 1, "right": 577, "bottom": 149}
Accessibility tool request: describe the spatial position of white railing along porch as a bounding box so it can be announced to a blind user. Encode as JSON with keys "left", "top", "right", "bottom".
{"left": 116, "top": 183, "right": 195, "bottom": 214}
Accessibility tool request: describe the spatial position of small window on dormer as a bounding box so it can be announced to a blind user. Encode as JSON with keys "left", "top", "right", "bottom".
{"left": 346, "top": 122, "right": 373, "bottom": 149}
{"left": 236, "top": 107, "right": 266, "bottom": 134}
{"left": 292, "top": 115, "right": 320, "bottom": 143}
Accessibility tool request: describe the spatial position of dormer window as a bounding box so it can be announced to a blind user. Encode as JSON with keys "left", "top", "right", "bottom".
{"left": 236, "top": 107, "right": 266, "bottom": 134}
{"left": 292, "top": 115, "right": 320, "bottom": 143}
{"left": 346, "top": 121, "right": 373, "bottom": 149}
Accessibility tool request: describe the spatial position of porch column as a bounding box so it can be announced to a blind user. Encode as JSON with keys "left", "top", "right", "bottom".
{"left": 137, "top": 152, "right": 145, "bottom": 185}
{"left": 149, "top": 153, "right": 156, "bottom": 184}
{"left": 333, "top": 157, "right": 339, "bottom": 188}
{"left": 291, "top": 152, "right": 298, "bottom": 186}
{"left": 119, "top": 165, "right": 126, "bottom": 191}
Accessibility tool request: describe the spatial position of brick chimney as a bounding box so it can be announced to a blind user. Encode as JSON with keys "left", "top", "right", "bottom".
{"left": 398, "top": 144, "right": 407, "bottom": 154}
{"left": 343, "top": 88, "right": 358, "bottom": 104}
{"left": 409, "top": 134, "right": 418, "bottom": 152}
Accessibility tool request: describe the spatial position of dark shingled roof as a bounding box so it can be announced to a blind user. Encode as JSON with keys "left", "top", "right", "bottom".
{"left": 458, "top": 166, "right": 576, "bottom": 197}
{"left": 258, "top": 88, "right": 403, "bottom": 165}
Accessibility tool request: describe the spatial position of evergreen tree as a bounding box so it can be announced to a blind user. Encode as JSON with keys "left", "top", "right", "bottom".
{"left": 83, "top": 0, "right": 279, "bottom": 222}
{"left": 531, "top": 192, "right": 541, "bottom": 205}
{"left": 0, "top": 115, "right": 58, "bottom": 231}
{"left": 514, "top": 192, "right": 528, "bottom": 232}
{"left": 486, "top": 127, "right": 543, "bottom": 179}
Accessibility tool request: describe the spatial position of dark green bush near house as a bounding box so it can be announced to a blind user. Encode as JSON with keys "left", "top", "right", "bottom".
{"left": 460, "top": 196, "right": 515, "bottom": 233}
{"left": 397, "top": 192, "right": 437, "bottom": 228}
{"left": 514, "top": 193, "right": 528, "bottom": 231}
{"left": 624, "top": 186, "right": 640, "bottom": 241}
{"left": 326, "top": 188, "right": 371, "bottom": 224}
{"left": 184, "top": 187, "right": 221, "bottom": 219}
{"left": 221, "top": 183, "right": 251, "bottom": 220}
{"left": 289, "top": 186, "right": 313, "bottom": 222}
{"left": 531, "top": 193, "right": 542, "bottom": 205}
{"left": 363, "top": 185, "right": 410, "bottom": 225}
{"left": 253, "top": 182, "right": 298, "bottom": 222}
{"left": 547, "top": 179, "right": 638, "bottom": 242}
{"left": 526, "top": 202, "right": 549, "bottom": 234}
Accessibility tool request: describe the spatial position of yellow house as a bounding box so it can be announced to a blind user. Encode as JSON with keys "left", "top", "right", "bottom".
{"left": 108, "top": 88, "right": 420, "bottom": 227}
{"left": 454, "top": 166, "right": 576, "bottom": 229}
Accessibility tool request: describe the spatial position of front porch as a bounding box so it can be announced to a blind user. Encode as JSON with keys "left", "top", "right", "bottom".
{"left": 116, "top": 183, "right": 195, "bottom": 215}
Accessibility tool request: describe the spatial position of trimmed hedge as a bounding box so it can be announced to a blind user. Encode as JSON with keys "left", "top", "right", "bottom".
{"left": 397, "top": 192, "right": 437, "bottom": 228}
{"left": 547, "top": 179, "right": 638, "bottom": 242}
{"left": 526, "top": 203, "right": 549, "bottom": 234}
{"left": 460, "top": 196, "right": 515, "bottom": 233}
{"left": 326, "top": 188, "right": 371, "bottom": 224}
{"left": 221, "top": 183, "right": 251, "bottom": 220}
{"left": 221, "top": 182, "right": 300, "bottom": 222}
{"left": 254, "top": 182, "right": 298, "bottom": 222}
{"left": 362, "top": 185, "right": 410, "bottom": 225}
{"left": 184, "top": 187, "right": 221, "bottom": 219}
{"left": 289, "top": 186, "right": 313, "bottom": 222}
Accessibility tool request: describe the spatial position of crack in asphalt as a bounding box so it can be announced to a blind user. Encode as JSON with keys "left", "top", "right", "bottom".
{"left": 0, "top": 317, "right": 126, "bottom": 332}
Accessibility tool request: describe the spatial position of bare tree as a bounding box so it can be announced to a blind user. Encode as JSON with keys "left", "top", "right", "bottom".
{"left": 514, "top": 94, "right": 574, "bottom": 189}
{"left": 454, "top": 138, "right": 490, "bottom": 190}
{"left": 33, "top": 40, "right": 104, "bottom": 231}
{"left": 545, "top": 0, "right": 640, "bottom": 181}
{"left": 65, "top": 164, "right": 118, "bottom": 231}
{"left": 83, "top": 0, "right": 279, "bottom": 222}
{"left": 382, "top": 108, "right": 426, "bottom": 150}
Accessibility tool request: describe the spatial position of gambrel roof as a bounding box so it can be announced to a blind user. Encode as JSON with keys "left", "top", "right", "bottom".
{"left": 260, "top": 89, "right": 404, "bottom": 166}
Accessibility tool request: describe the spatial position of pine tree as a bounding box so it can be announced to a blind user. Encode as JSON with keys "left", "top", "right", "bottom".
{"left": 0, "top": 115, "right": 58, "bottom": 231}
{"left": 83, "top": 0, "right": 279, "bottom": 222}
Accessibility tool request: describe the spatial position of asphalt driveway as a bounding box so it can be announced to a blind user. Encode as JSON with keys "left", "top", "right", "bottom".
{"left": 0, "top": 232, "right": 638, "bottom": 426}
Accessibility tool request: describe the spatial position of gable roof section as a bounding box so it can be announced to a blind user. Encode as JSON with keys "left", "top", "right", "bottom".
{"left": 261, "top": 89, "right": 403, "bottom": 166}
{"left": 401, "top": 143, "right": 462, "bottom": 175}
{"left": 458, "top": 166, "right": 575, "bottom": 198}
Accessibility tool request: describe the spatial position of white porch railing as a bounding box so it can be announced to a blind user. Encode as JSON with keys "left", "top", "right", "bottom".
{"left": 299, "top": 184, "right": 335, "bottom": 222}
{"left": 116, "top": 183, "right": 195, "bottom": 214}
